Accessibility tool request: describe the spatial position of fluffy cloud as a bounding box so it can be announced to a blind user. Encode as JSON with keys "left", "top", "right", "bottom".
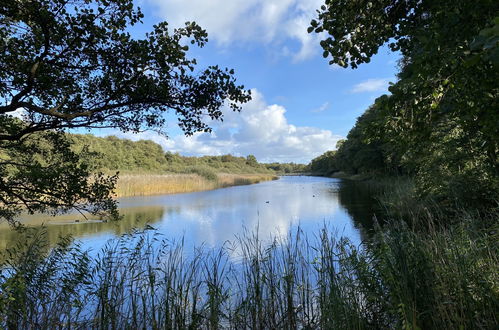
{"left": 144, "top": 0, "right": 324, "bottom": 62}
{"left": 350, "top": 78, "right": 392, "bottom": 93}
{"left": 115, "top": 89, "right": 342, "bottom": 163}
{"left": 311, "top": 101, "right": 330, "bottom": 113}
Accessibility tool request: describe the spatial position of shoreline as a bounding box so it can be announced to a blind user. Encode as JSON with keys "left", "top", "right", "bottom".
{"left": 2, "top": 173, "right": 279, "bottom": 228}
{"left": 114, "top": 172, "right": 279, "bottom": 197}
{"left": 307, "top": 171, "right": 373, "bottom": 181}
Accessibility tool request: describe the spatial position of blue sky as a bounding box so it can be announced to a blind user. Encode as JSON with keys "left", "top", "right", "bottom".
{"left": 101, "top": 0, "right": 400, "bottom": 163}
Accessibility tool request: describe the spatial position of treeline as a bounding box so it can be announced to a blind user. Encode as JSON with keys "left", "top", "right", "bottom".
{"left": 69, "top": 134, "right": 303, "bottom": 175}
{"left": 265, "top": 162, "right": 308, "bottom": 174}
{"left": 310, "top": 5, "right": 498, "bottom": 211}
{"left": 309, "top": 100, "right": 400, "bottom": 178}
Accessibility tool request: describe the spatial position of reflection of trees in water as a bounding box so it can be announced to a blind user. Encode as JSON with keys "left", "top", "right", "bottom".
{"left": 337, "top": 180, "right": 383, "bottom": 234}
{"left": 1, "top": 179, "right": 382, "bottom": 257}
{"left": 0, "top": 207, "right": 165, "bottom": 252}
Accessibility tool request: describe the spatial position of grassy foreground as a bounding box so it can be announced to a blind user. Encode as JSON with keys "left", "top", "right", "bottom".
{"left": 114, "top": 173, "right": 278, "bottom": 197}
{"left": 1, "top": 178, "right": 497, "bottom": 329}
{"left": 1, "top": 211, "right": 497, "bottom": 329}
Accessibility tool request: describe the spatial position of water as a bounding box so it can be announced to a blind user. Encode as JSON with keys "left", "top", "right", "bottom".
{"left": 0, "top": 176, "right": 379, "bottom": 253}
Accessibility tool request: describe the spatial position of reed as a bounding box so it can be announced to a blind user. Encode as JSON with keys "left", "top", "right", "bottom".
{"left": 1, "top": 209, "right": 497, "bottom": 329}
{"left": 114, "top": 173, "right": 278, "bottom": 197}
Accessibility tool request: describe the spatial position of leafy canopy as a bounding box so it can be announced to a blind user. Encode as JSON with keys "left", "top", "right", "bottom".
{"left": 310, "top": 0, "right": 499, "bottom": 208}
{"left": 0, "top": 0, "right": 251, "bottom": 224}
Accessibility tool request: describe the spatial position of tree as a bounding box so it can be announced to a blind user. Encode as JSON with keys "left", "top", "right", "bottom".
{"left": 309, "top": 150, "right": 336, "bottom": 175}
{"left": 310, "top": 0, "right": 499, "bottom": 208}
{"left": 0, "top": 0, "right": 251, "bottom": 224}
{"left": 245, "top": 154, "right": 257, "bottom": 166}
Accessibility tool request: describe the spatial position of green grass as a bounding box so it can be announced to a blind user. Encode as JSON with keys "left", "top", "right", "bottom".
{"left": 1, "top": 208, "right": 497, "bottom": 329}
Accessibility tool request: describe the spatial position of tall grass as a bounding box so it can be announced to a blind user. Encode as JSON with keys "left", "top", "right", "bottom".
{"left": 1, "top": 210, "right": 497, "bottom": 329}
{"left": 115, "top": 173, "right": 278, "bottom": 197}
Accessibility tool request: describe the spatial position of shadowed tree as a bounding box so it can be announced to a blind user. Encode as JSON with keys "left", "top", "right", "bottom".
{"left": 310, "top": 0, "right": 498, "bottom": 208}
{"left": 0, "top": 0, "right": 251, "bottom": 224}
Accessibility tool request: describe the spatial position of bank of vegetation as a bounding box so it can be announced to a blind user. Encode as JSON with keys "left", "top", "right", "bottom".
{"left": 307, "top": 0, "right": 498, "bottom": 212}
{"left": 303, "top": 0, "right": 499, "bottom": 327}
{"left": 115, "top": 173, "right": 277, "bottom": 197}
{"left": 68, "top": 134, "right": 278, "bottom": 197}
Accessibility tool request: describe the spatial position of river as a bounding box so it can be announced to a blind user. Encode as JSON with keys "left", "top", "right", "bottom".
{"left": 0, "top": 176, "right": 380, "bottom": 253}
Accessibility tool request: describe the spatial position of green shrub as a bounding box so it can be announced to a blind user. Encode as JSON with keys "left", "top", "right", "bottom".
{"left": 186, "top": 165, "right": 218, "bottom": 181}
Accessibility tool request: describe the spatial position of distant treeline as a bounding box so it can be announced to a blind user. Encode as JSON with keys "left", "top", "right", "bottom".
{"left": 69, "top": 134, "right": 306, "bottom": 175}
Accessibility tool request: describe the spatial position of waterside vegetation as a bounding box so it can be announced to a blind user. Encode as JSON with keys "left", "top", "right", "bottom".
{"left": 69, "top": 134, "right": 278, "bottom": 197}
{"left": 308, "top": 0, "right": 498, "bottom": 211}
{"left": 0, "top": 207, "right": 497, "bottom": 329}
{"left": 115, "top": 173, "right": 277, "bottom": 197}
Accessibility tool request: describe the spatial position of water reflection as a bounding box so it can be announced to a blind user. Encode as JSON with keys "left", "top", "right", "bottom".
{"left": 336, "top": 180, "right": 382, "bottom": 233}
{"left": 0, "top": 176, "right": 378, "bottom": 253}
{"left": 0, "top": 207, "right": 165, "bottom": 251}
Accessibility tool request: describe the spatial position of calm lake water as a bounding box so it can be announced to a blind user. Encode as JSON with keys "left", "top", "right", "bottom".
{"left": 0, "top": 176, "right": 380, "bottom": 254}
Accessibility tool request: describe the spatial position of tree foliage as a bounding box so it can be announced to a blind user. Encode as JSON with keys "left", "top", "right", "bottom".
{"left": 68, "top": 134, "right": 273, "bottom": 175}
{"left": 309, "top": 150, "right": 337, "bottom": 175}
{"left": 264, "top": 162, "right": 308, "bottom": 174}
{"left": 0, "top": 128, "right": 118, "bottom": 223}
{"left": 0, "top": 0, "right": 251, "bottom": 223}
{"left": 310, "top": 0, "right": 499, "bottom": 209}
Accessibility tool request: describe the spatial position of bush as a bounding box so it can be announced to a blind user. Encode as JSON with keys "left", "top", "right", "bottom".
{"left": 187, "top": 165, "right": 218, "bottom": 181}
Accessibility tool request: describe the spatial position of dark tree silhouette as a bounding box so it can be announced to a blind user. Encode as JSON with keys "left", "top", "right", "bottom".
{"left": 0, "top": 0, "right": 251, "bottom": 223}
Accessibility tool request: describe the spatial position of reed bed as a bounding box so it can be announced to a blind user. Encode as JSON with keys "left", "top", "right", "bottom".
{"left": 1, "top": 211, "right": 497, "bottom": 329}
{"left": 115, "top": 173, "right": 278, "bottom": 197}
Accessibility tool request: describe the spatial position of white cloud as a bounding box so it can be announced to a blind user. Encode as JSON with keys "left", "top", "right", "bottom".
{"left": 311, "top": 101, "right": 330, "bottom": 113}
{"left": 112, "top": 89, "right": 342, "bottom": 163}
{"left": 145, "top": 0, "right": 324, "bottom": 62}
{"left": 350, "top": 78, "right": 391, "bottom": 93}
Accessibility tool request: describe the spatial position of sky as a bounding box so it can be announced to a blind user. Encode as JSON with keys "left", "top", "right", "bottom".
{"left": 98, "top": 0, "right": 400, "bottom": 164}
